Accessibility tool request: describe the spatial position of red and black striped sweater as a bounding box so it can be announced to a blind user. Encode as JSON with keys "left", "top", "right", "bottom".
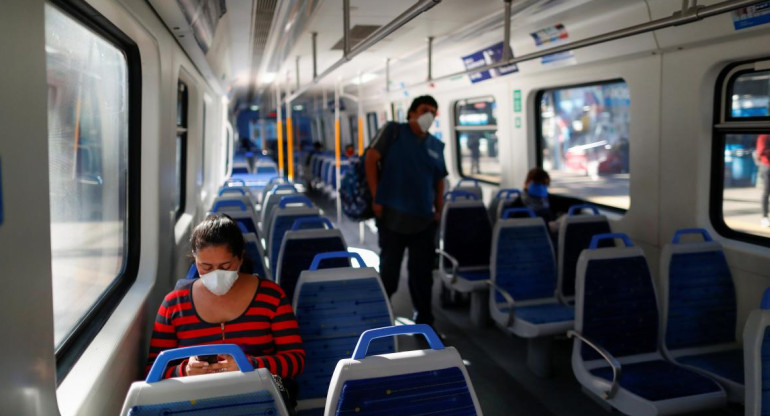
{"left": 146, "top": 279, "right": 305, "bottom": 379}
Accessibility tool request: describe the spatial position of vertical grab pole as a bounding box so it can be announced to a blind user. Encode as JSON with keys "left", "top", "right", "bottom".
{"left": 357, "top": 73, "right": 366, "bottom": 243}
{"left": 334, "top": 82, "right": 342, "bottom": 226}
{"left": 286, "top": 98, "right": 294, "bottom": 182}
{"left": 275, "top": 83, "right": 285, "bottom": 177}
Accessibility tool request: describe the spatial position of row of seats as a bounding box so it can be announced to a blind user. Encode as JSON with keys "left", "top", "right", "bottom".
{"left": 123, "top": 246, "right": 484, "bottom": 415}
{"left": 306, "top": 152, "right": 352, "bottom": 196}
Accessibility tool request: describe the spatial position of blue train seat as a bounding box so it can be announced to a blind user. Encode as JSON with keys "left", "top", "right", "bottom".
{"left": 274, "top": 218, "right": 347, "bottom": 301}
{"left": 210, "top": 194, "right": 256, "bottom": 214}
{"left": 292, "top": 253, "right": 394, "bottom": 413}
{"left": 260, "top": 183, "right": 298, "bottom": 236}
{"left": 210, "top": 209, "right": 261, "bottom": 240}
{"left": 325, "top": 325, "right": 482, "bottom": 416}
{"left": 489, "top": 208, "right": 574, "bottom": 377}
{"left": 231, "top": 164, "right": 251, "bottom": 175}
{"left": 259, "top": 176, "right": 291, "bottom": 206}
{"left": 743, "top": 288, "right": 770, "bottom": 416}
{"left": 437, "top": 190, "right": 492, "bottom": 326}
{"left": 570, "top": 233, "right": 726, "bottom": 415}
{"left": 488, "top": 188, "right": 521, "bottom": 226}
{"left": 454, "top": 178, "right": 483, "bottom": 201}
{"left": 120, "top": 344, "right": 290, "bottom": 416}
{"left": 557, "top": 204, "right": 612, "bottom": 302}
{"left": 267, "top": 196, "right": 319, "bottom": 274}
{"left": 218, "top": 185, "right": 259, "bottom": 206}
{"left": 244, "top": 232, "right": 270, "bottom": 281}
{"left": 660, "top": 228, "right": 743, "bottom": 402}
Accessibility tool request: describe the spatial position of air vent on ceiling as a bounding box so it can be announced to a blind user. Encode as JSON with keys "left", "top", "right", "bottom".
{"left": 331, "top": 25, "right": 382, "bottom": 50}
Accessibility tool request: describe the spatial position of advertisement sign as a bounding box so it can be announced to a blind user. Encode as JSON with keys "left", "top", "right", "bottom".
{"left": 461, "top": 42, "right": 518, "bottom": 84}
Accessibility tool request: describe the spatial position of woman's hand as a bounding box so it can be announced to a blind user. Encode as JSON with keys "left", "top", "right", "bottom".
{"left": 185, "top": 355, "right": 233, "bottom": 376}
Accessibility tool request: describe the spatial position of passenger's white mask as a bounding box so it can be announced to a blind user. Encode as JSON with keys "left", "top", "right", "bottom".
{"left": 417, "top": 112, "right": 434, "bottom": 133}
{"left": 200, "top": 269, "right": 238, "bottom": 296}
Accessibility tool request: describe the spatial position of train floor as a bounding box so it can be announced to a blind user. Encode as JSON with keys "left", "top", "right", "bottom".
{"left": 308, "top": 190, "right": 744, "bottom": 416}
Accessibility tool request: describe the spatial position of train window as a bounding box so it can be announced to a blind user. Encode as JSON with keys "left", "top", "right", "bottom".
{"left": 537, "top": 81, "right": 631, "bottom": 210}
{"left": 45, "top": 4, "right": 129, "bottom": 349}
{"left": 174, "top": 81, "right": 188, "bottom": 218}
{"left": 713, "top": 61, "right": 770, "bottom": 244}
{"left": 367, "top": 112, "right": 378, "bottom": 142}
{"left": 454, "top": 97, "right": 500, "bottom": 183}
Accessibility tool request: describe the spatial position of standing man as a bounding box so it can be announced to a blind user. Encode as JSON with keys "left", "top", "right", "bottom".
{"left": 365, "top": 95, "right": 447, "bottom": 327}
{"left": 757, "top": 134, "right": 770, "bottom": 228}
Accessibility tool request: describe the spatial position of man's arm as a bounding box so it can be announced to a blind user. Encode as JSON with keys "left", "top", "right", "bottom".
{"left": 365, "top": 148, "right": 383, "bottom": 217}
{"left": 434, "top": 178, "right": 445, "bottom": 222}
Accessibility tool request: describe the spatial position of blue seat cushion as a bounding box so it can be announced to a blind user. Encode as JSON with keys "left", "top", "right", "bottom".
{"left": 335, "top": 367, "right": 477, "bottom": 415}
{"left": 677, "top": 348, "right": 744, "bottom": 384}
{"left": 590, "top": 360, "right": 722, "bottom": 401}
{"left": 510, "top": 303, "right": 574, "bottom": 324}
{"left": 457, "top": 268, "right": 490, "bottom": 281}
{"left": 297, "top": 407, "right": 325, "bottom": 416}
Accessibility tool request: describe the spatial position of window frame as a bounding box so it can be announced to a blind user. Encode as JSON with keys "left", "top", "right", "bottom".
{"left": 175, "top": 80, "right": 189, "bottom": 219}
{"left": 453, "top": 95, "right": 501, "bottom": 185}
{"left": 534, "top": 78, "right": 630, "bottom": 215}
{"left": 49, "top": 0, "right": 142, "bottom": 382}
{"left": 710, "top": 59, "right": 770, "bottom": 247}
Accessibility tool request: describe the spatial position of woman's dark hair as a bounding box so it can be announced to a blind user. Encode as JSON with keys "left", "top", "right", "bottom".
{"left": 525, "top": 167, "right": 551, "bottom": 185}
{"left": 190, "top": 214, "right": 245, "bottom": 259}
{"left": 407, "top": 95, "right": 439, "bottom": 116}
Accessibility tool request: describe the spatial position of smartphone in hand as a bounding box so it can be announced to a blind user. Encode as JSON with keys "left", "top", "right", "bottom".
{"left": 197, "top": 354, "right": 219, "bottom": 364}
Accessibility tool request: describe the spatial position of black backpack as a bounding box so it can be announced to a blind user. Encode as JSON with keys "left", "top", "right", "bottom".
{"left": 340, "top": 122, "right": 398, "bottom": 221}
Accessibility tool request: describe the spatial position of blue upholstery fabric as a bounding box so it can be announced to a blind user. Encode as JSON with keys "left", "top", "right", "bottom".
{"left": 581, "top": 256, "right": 658, "bottom": 359}
{"left": 276, "top": 236, "right": 347, "bottom": 301}
{"left": 590, "top": 360, "right": 722, "bottom": 401}
{"left": 244, "top": 240, "right": 268, "bottom": 280}
{"left": 494, "top": 225, "right": 556, "bottom": 302}
{"left": 335, "top": 367, "right": 477, "bottom": 415}
{"left": 295, "top": 278, "right": 394, "bottom": 401}
{"left": 561, "top": 219, "right": 611, "bottom": 297}
{"left": 457, "top": 269, "right": 490, "bottom": 282}
{"left": 443, "top": 206, "right": 492, "bottom": 269}
{"left": 127, "top": 391, "right": 278, "bottom": 415}
{"left": 507, "top": 303, "right": 574, "bottom": 324}
{"left": 761, "top": 327, "right": 770, "bottom": 416}
{"left": 677, "top": 349, "right": 744, "bottom": 383}
{"left": 270, "top": 213, "right": 319, "bottom": 272}
{"left": 235, "top": 216, "right": 258, "bottom": 235}
{"left": 666, "top": 250, "right": 736, "bottom": 349}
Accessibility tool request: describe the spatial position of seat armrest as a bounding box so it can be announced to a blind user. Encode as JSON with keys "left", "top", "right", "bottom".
{"left": 487, "top": 281, "right": 516, "bottom": 327}
{"left": 567, "top": 330, "right": 622, "bottom": 400}
{"left": 435, "top": 249, "right": 459, "bottom": 284}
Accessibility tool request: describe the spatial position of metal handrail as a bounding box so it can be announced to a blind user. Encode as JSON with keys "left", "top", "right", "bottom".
{"left": 435, "top": 249, "right": 459, "bottom": 284}
{"left": 567, "top": 330, "right": 623, "bottom": 400}
{"left": 487, "top": 280, "right": 516, "bottom": 327}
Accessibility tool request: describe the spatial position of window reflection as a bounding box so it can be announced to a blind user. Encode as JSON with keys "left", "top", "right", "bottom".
{"left": 454, "top": 97, "right": 500, "bottom": 182}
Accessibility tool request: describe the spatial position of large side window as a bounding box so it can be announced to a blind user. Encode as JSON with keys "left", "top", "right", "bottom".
{"left": 712, "top": 61, "right": 770, "bottom": 244}
{"left": 174, "top": 81, "right": 188, "bottom": 218}
{"left": 537, "top": 81, "right": 631, "bottom": 210}
{"left": 454, "top": 97, "right": 500, "bottom": 183}
{"left": 45, "top": 1, "right": 137, "bottom": 374}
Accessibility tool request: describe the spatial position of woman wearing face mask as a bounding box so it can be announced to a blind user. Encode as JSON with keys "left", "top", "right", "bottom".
{"left": 145, "top": 214, "right": 305, "bottom": 386}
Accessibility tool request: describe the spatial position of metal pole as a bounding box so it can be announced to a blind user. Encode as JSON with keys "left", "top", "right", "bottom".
{"left": 295, "top": 56, "right": 300, "bottom": 91}
{"left": 357, "top": 73, "right": 365, "bottom": 244}
{"left": 312, "top": 32, "right": 318, "bottom": 78}
{"left": 343, "top": 0, "right": 351, "bottom": 56}
{"left": 283, "top": 0, "right": 442, "bottom": 103}
{"left": 427, "top": 36, "right": 433, "bottom": 81}
{"left": 386, "top": 58, "right": 390, "bottom": 92}
{"left": 502, "top": 0, "right": 512, "bottom": 61}
{"left": 275, "top": 83, "right": 285, "bottom": 177}
{"left": 334, "top": 82, "right": 342, "bottom": 225}
{"left": 411, "top": 0, "right": 762, "bottom": 87}
{"left": 286, "top": 97, "right": 294, "bottom": 181}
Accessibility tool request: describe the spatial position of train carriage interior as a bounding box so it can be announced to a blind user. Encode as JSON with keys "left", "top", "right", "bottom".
{"left": 2, "top": 0, "right": 770, "bottom": 415}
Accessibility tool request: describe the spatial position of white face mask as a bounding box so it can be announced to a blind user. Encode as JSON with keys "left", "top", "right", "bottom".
{"left": 200, "top": 269, "right": 239, "bottom": 296}
{"left": 416, "top": 112, "right": 434, "bottom": 133}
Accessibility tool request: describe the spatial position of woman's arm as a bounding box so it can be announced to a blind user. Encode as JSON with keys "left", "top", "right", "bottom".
{"left": 145, "top": 295, "right": 182, "bottom": 378}
{"left": 245, "top": 294, "right": 305, "bottom": 378}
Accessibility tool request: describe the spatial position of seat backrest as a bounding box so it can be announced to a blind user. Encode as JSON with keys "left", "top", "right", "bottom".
{"left": 439, "top": 191, "right": 492, "bottom": 269}
{"left": 244, "top": 232, "right": 270, "bottom": 280}
{"left": 211, "top": 194, "right": 255, "bottom": 214}
{"left": 326, "top": 325, "right": 482, "bottom": 416}
{"left": 218, "top": 185, "right": 259, "bottom": 205}
{"left": 267, "top": 198, "right": 319, "bottom": 273}
{"left": 293, "top": 261, "right": 394, "bottom": 406}
{"left": 275, "top": 227, "right": 347, "bottom": 301}
{"left": 558, "top": 205, "right": 611, "bottom": 299}
{"left": 260, "top": 184, "right": 298, "bottom": 234}
{"left": 660, "top": 228, "right": 736, "bottom": 351}
{"left": 120, "top": 344, "right": 289, "bottom": 416}
{"left": 492, "top": 213, "right": 557, "bottom": 303}
{"left": 454, "top": 178, "right": 483, "bottom": 201}
{"left": 488, "top": 188, "right": 521, "bottom": 226}
{"left": 213, "top": 209, "right": 261, "bottom": 238}
{"left": 743, "top": 288, "right": 770, "bottom": 416}
{"left": 574, "top": 233, "right": 659, "bottom": 361}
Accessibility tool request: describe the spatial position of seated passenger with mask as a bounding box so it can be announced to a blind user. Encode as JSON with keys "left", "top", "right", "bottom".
{"left": 145, "top": 214, "right": 305, "bottom": 404}
{"left": 513, "top": 167, "right": 554, "bottom": 223}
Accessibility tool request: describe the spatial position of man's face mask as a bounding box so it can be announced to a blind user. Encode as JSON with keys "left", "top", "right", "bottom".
{"left": 417, "top": 112, "right": 435, "bottom": 133}
{"left": 527, "top": 182, "right": 549, "bottom": 198}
